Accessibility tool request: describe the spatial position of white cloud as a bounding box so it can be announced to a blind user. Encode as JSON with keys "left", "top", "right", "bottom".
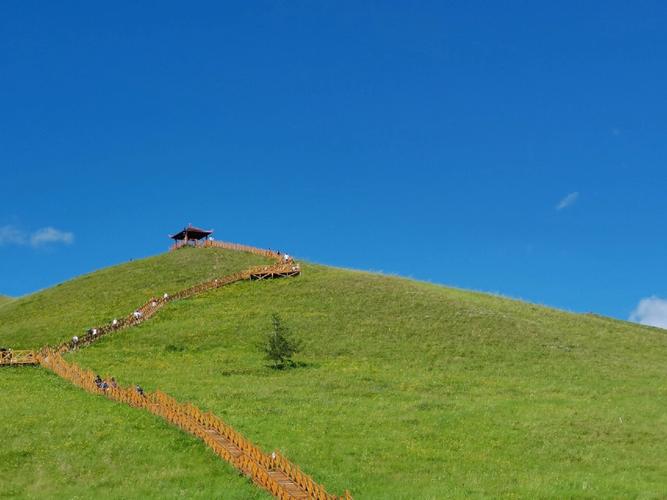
{"left": 0, "top": 226, "right": 27, "bottom": 246}
{"left": 30, "top": 227, "right": 74, "bottom": 247}
{"left": 0, "top": 225, "right": 74, "bottom": 248}
{"left": 556, "top": 192, "right": 579, "bottom": 210}
{"left": 630, "top": 296, "right": 667, "bottom": 330}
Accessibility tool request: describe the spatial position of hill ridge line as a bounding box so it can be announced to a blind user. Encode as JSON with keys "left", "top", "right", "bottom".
{"left": 3, "top": 241, "right": 351, "bottom": 500}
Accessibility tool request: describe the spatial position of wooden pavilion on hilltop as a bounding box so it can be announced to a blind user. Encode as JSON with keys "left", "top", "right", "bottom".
{"left": 169, "top": 224, "right": 213, "bottom": 250}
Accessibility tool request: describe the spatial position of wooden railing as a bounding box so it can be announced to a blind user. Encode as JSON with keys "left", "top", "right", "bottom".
{"left": 37, "top": 348, "right": 350, "bottom": 500}
{"left": 170, "top": 238, "right": 285, "bottom": 261}
{"left": 203, "top": 239, "right": 283, "bottom": 260}
{"left": 0, "top": 349, "right": 38, "bottom": 366}
{"left": 170, "top": 240, "right": 206, "bottom": 250}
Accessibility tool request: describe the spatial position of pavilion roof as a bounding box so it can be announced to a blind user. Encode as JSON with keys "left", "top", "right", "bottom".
{"left": 169, "top": 225, "right": 214, "bottom": 241}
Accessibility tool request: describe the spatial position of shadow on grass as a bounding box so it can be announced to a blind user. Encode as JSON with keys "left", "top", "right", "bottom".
{"left": 164, "top": 343, "right": 187, "bottom": 353}
{"left": 264, "top": 360, "right": 316, "bottom": 371}
{"left": 220, "top": 361, "right": 317, "bottom": 377}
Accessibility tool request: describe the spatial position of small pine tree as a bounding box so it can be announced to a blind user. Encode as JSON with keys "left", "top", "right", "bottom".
{"left": 264, "top": 313, "right": 301, "bottom": 369}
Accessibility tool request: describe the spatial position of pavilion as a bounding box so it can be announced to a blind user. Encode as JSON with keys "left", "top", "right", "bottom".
{"left": 169, "top": 224, "right": 213, "bottom": 249}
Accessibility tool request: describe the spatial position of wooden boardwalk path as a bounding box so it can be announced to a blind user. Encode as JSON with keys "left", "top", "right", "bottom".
{"left": 0, "top": 349, "right": 38, "bottom": 366}
{"left": 3, "top": 241, "right": 350, "bottom": 499}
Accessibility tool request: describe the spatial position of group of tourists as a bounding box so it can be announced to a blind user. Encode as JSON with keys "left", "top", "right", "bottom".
{"left": 133, "top": 292, "right": 169, "bottom": 319}
{"left": 92, "top": 374, "right": 145, "bottom": 398}
{"left": 276, "top": 251, "right": 293, "bottom": 263}
{"left": 70, "top": 289, "right": 171, "bottom": 350}
{"left": 93, "top": 374, "right": 117, "bottom": 391}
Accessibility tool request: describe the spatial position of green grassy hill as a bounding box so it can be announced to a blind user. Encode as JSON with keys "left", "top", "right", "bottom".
{"left": 2, "top": 249, "right": 667, "bottom": 498}
{"left": 0, "top": 247, "right": 270, "bottom": 349}
{"left": 0, "top": 294, "right": 13, "bottom": 306}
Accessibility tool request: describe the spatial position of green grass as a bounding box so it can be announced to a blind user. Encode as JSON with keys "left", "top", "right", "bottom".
{"left": 0, "top": 247, "right": 269, "bottom": 349}
{"left": 2, "top": 251, "right": 667, "bottom": 498}
{"left": 0, "top": 367, "right": 267, "bottom": 499}
{"left": 0, "top": 294, "right": 13, "bottom": 307}
{"left": 68, "top": 263, "right": 667, "bottom": 498}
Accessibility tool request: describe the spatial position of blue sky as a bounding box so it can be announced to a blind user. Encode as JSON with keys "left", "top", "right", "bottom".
{"left": 1, "top": 1, "right": 666, "bottom": 326}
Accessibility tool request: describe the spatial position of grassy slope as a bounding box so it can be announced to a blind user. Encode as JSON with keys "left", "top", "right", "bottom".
{"left": 2, "top": 252, "right": 666, "bottom": 498}
{"left": 0, "top": 247, "right": 270, "bottom": 349}
{"left": 64, "top": 263, "right": 667, "bottom": 498}
{"left": 0, "top": 368, "right": 266, "bottom": 499}
{"left": 0, "top": 295, "right": 13, "bottom": 306}
{"left": 0, "top": 248, "right": 271, "bottom": 499}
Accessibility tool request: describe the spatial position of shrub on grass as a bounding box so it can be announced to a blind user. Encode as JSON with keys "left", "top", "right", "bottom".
{"left": 264, "top": 313, "right": 301, "bottom": 369}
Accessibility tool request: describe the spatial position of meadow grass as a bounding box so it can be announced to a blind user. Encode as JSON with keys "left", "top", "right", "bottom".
{"left": 0, "top": 367, "right": 267, "bottom": 499}
{"left": 2, "top": 252, "right": 667, "bottom": 498}
{"left": 0, "top": 247, "right": 269, "bottom": 349}
{"left": 68, "top": 263, "right": 667, "bottom": 498}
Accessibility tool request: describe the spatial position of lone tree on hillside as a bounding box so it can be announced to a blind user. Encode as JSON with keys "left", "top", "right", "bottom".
{"left": 264, "top": 313, "right": 301, "bottom": 369}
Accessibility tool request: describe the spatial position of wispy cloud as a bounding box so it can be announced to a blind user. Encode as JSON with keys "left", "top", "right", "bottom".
{"left": 0, "top": 225, "right": 74, "bottom": 248}
{"left": 30, "top": 227, "right": 74, "bottom": 247}
{"left": 556, "top": 191, "right": 579, "bottom": 211}
{"left": 629, "top": 296, "right": 667, "bottom": 330}
{"left": 0, "top": 226, "right": 27, "bottom": 246}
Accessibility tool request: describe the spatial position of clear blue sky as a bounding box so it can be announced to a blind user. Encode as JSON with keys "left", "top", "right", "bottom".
{"left": 1, "top": 2, "right": 666, "bottom": 325}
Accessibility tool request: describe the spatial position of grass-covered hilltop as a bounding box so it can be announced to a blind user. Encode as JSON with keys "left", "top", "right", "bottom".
{"left": 2, "top": 245, "right": 666, "bottom": 498}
